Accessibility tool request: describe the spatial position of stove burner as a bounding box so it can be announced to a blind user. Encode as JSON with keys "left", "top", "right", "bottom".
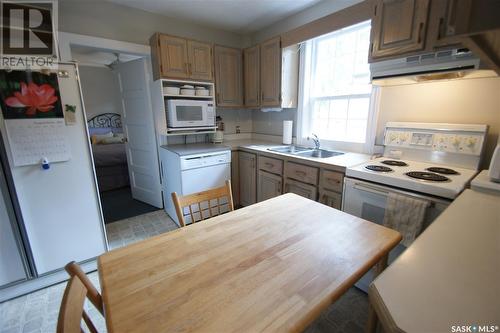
{"left": 381, "top": 160, "right": 408, "bottom": 167}
{"left": 406, "top": 171, "right": 450, "bottom": 182}
{"left": 425, "top": 167, "right": 460, "bottom": 175}
{"left": 365, "top": 165, "right": 393, "bottom": 172}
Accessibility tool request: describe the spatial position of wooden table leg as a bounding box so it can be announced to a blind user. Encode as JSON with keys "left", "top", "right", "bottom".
{"left": 366, "top": 254, "right": 388, "bottom": 333}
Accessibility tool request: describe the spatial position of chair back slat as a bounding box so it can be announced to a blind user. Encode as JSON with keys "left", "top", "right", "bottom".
{"left": 57, "top": 277, "right": 90, "bottom": 333}
{"left": 171, "top": 180, "right": 234, "bottom": 227}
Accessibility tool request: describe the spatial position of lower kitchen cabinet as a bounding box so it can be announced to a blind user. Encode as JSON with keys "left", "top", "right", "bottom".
{"left": 257, "top": 170, "right": 282, "bottom": 202}
{"left": 231, "top": 151, "right": 240, "bottom": 207}
{"left": 239, "top": 151, "right": 257, "bottom": 207}
{"left": 284, "top": 178, "right": 317, "bottom": 201}
{"left": 319, "top": 189, "right": 342, "bottom": 210}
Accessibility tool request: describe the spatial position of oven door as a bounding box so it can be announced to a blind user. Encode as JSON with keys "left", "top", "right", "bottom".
{"left": 168, "top": 100, "right": 210, "bottom": 128}
{"left": 342, "top": 177, "right": 450, "bottom": 292}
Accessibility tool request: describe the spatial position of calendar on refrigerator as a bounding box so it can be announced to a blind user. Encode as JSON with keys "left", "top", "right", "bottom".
{"left": 5, "top": 118, "right": 71, "bottom": 167}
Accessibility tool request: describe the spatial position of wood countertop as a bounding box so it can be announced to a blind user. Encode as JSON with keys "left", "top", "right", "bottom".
{"left": 370, "top": 189, "right": 500, "bottom": 333}
{"left": 99, "top": 194, "right": 401, "bottom": 333}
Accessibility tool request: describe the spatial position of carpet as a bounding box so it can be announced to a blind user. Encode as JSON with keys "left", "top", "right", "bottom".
{"left": 99, "top": 186, "right": 160, "bottom": 223}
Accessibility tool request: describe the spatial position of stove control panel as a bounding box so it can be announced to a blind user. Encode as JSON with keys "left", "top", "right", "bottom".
{"left": 385, "top": 130, "right": 484, "bottom": 155}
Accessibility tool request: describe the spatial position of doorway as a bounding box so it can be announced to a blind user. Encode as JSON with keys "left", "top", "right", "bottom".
{"left": 72, "top": 46, "right": 161, "bottom": 223}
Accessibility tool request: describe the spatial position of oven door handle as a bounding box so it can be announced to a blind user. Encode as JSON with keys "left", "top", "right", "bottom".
{"left": 352, "top": 182, "right": 437, "bottom": 207}
{"left": 353, "top": 183, "right": 390, "bottom": 197}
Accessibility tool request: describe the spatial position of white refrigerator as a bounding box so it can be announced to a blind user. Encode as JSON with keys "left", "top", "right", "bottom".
{"left": 0, "top": 63, "right": 107, "bottom": 301}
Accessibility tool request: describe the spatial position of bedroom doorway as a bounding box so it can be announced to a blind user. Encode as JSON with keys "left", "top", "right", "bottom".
{"left": 72, "top": 46, "right": 162, "bottom": 224}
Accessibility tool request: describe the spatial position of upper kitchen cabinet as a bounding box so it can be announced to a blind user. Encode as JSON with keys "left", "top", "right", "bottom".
{"left": 214, "top": 45, "right": 243, "bottom": 107}
{"left": 254, "top": 38, "right": 299, "bottom": 109}
{"left": 243, "top": 45, "right": 260, "bottom": 108}
{"left": 370, "top": 0, "right": 431, "bottom": 60}
{"left": 187, "top": 40, "right": 214, "bottom": 81}
{"left": 439, "top": 0, "right": 500, "bottom": 38}
{"left": 150, "top": 33, "right": 213, "bottom": 81}
{"left": 260, "top": 37, "right": 282, "bottom": 107}
{"left": 369, "top": 0, "right": 500, "bottom": 69}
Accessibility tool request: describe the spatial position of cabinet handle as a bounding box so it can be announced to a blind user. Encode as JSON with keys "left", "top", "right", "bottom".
{"left": 265, "top": 162, "right": 274, "bottom": 168}
{"left": 437, "top": 17, "right": 444, "bottom": 40}
{"left": 295, "top": 170, "right": 306, "bottom": 176}
{"left": 216, "top": 92, "right": 220, "bottom": 104}
{"left": 446, "top": 0, "right": 458, "bottom": 35}
{"left": 326, "top": 177, "right": 341, "bottom": 184}
{"left": 184, "top": 62, "right": 189, "bottom": 74}
{"left": 417, "top": 22, "right": 424, "bottom": 44}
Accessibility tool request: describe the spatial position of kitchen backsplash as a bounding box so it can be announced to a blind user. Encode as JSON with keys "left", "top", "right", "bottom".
{"left": 252, "top": 108, "right": 297, "bottom": 136}
{"left": 216, "top": 107, "right": 297, "bottom": 137}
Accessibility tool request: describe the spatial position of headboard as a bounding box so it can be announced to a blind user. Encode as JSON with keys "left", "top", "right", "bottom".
{"left": 87, "top": 113, "right": 122, "bottom": 128}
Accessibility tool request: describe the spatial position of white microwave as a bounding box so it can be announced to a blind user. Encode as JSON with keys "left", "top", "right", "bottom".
{"left": 166, "top": 99, "right": 215, "bottom": 129}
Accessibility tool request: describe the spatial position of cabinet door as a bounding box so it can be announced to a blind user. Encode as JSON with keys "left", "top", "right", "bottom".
{"left": 214, "top": 46, "right": 243, "bottom": 107}
{"left": 239, "top": 152, "right": 256, "bottom": 207}
{"left": 257, "top": 170, "right": 282, "bottom": 202}
{"left": 370, "top": 0, "right": 430, "bottom": 60}
{"left": 319, "top": 189, "right": 342, "bottom": 210}
{"left": 284, "top": 179, "right": 317, "bottom": 201}
{"left": 244, "top": 45, "right": 260, "bottom": 107}
{"left": 439, "top": 0, "right": 500, "bottom": 38}
{"left": 260, "top": 37, "right": 281, "bottom": 107}
{"left": 159, "top": 34, "right": 189, "bottom": 79}
{"left": 188, "top": 40, "right": 213, "bottom": 81}
{"left": 231, "top": 151, "right": 240, "bottom": 208}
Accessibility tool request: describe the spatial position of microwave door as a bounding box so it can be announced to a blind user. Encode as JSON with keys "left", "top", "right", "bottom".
{"left": 175, "top": 105, "right": 205, "bottom": 127}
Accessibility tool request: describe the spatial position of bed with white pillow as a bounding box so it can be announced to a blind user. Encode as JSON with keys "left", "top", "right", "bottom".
{"left": 87, "top": 113, "right": 129, "bottom": 192}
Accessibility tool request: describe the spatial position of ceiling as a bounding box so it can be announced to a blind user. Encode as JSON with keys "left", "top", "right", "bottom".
{"left": 107, "top": 0, "right": 323, "bottom": 34}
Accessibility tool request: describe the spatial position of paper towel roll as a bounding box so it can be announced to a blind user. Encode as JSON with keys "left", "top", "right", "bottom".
{"left": 283, "top": 120, "right": 293, "bottom": 144}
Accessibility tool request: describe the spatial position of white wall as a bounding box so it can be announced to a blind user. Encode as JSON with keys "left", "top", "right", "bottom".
{"left": 78, "top": 66, "right": 123, "bottom": 119}
{"left": 251, "top": 0, "right": 363, "bottom": 44}
{"left": 59, "top": 0, "right": 247, "bottom": 48}
{"left": 376, "top": 77, "right": 500, "bottom": 167}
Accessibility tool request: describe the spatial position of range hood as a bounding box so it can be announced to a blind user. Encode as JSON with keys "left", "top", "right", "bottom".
{"left": 370, "top": 48, "right": 497, "bottom": 86}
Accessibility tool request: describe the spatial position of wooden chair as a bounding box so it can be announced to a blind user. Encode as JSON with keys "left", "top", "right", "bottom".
{"left": 64, "top": 261, "right": 104, "bottom": 315}
{"left": 57, "top": 276, "right": 98, "bottom": 333}
{"left": 171, "top": 180, "right": 234, "bottom": 227}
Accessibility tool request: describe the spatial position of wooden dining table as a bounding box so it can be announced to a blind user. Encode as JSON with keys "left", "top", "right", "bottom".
{"left": 98, "top": 193, "right": 401, "bottom": 333}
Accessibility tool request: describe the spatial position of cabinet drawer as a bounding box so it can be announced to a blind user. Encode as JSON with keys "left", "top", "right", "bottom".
{"left": 285, "top": 162, "right": 318, "bottom": 185}
{"left": 259, "top": 156, "right": 283, "bottom": 175}
{"left": 319, "top": 189, "right": 342, "bottom": 210}
{"left": 284, "top": 179, "right": 317, "bottom": 201}
{"left": 320, "top": 170, "right": 344, "bottom": 192}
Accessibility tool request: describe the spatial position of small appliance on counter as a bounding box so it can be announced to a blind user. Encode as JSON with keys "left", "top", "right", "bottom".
{"left": 488, "top": 144, "right": 500, "bottom": 182}
{"left": 471, "top": 143, "right": 500, "bottom": 194}
{"left": 212, "top": 116, "right": 224, "bottom": 143}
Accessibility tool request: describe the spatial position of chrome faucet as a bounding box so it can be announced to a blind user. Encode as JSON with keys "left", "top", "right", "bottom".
{"left": 309, "top": 133, "right": 320, "bottom": 150}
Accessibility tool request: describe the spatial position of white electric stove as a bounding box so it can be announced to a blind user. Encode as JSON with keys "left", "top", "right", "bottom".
{"left": 346, "top": 157, "right": 477, "bottom": 199}
{"left": 343, "top": 122, "right": 488, "bottom": 292}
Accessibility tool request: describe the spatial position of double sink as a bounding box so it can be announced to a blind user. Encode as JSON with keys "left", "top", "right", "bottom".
{"left": 267, "top": 146, "right": 344, "bottom": 159}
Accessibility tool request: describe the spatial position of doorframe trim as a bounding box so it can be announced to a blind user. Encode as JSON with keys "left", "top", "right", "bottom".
{"left": 58, "top": 32, "right": 151, "bottom": 61}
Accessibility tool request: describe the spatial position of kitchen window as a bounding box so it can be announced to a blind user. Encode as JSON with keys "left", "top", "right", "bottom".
{"left": 297, "top": 20, "right": 378, "bottom": 153}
